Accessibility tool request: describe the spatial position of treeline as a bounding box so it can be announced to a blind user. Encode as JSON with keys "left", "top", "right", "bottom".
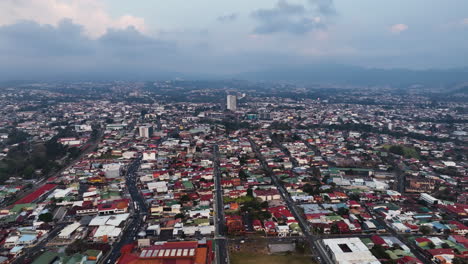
{"left": 0, "top": 127, "right": 85, "bottom": 183}
{"left": 300, "top": 123, "right": 456, "bottom": 143}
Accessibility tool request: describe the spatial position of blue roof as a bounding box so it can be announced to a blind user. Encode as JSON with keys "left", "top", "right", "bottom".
{"left": 10, "top": 246, "right": 24, "bottom": 253}
{"left": 432, "top": 222, "right": 449, "bottom": 230}
{"left": 19, "top": 234, "right": 37, "bottom": 242}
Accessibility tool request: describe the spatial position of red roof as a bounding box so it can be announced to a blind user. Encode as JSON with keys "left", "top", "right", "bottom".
{"left": 371, "top": 235, "right": 387, "bottom": 246}
{"left": 415, "top": 237, "right": 431, "bottom": 243}
{"left": 427, "top": 248, "right": 454, "bottom": 256}
{"left": 14, "top": 184, "right": 57, "bottom": 205}
{"left": 253, "top": 220, "right": 263, "bottom": 227}
{"left": 397, "top": 256, "right": 423, "bottom": 264}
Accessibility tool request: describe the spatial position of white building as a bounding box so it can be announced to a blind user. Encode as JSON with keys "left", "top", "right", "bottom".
{"left": 227, "top": 95, "right": 237, "bottom": 111}
{"left": 147, "top": 182, "right": 168, "bottom": 193}
{"left": 322, "top": 237, "right": 380, "bottom": 264}
{"left": 143, "top": 151, "right": 156, "bottom": 161}
{"left": 138, "top": 126, "right": 153, "bottom": 138}
{"left": 420, "top": 193, "right": 441, "bottom": 205}
{"left": 59, "top": 222, "right": 81, "bottom": 239}
{"left": 103, "top": 163, "right": 122, "bottom": 178}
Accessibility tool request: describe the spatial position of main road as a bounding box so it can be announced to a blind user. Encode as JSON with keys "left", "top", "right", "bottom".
{"left": 212, "top": 145, "right": 229, "bottom": 264}
{"left": 102, "top": 156, "right": 146, "bottom": 264}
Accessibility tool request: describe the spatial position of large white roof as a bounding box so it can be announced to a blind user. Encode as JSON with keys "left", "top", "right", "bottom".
{"left": 88, "top": 213, "right": 129, "bottom": 226}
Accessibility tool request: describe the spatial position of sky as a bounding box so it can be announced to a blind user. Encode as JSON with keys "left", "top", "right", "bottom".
{"left": 1, "top": 0, "right": 468, "bottom": 80}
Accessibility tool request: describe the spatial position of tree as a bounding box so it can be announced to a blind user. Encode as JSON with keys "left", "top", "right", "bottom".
{"left": 370, "top": 245, "right": 390, "bottom": 259}
{"left": 295, "top": 242, "right": 306, "bottom": 254}
{"left": 38, "top": 212, "right": 53, "bottom": 222}
{"left": 337, "top": 207, "right": 349, "bottom": 216}
{"left": 239, "top": 170, "right": 249, "bottom": 180}
{"left": 428, "top": 242, "right": 436, "bottom": 249}
{"left": 175, "top": 213, "right": 185, "bottom": 219}
{"left": 453, "top": 258, "right": 468, "bottom": 264}
{"left": 419, "top": 225, "right": 432, "bottom": 235}
{"left": 246, "top": 188, "right": 253, "bottom": 197}
{"left": 441, "top": 243, "right": 450, "bottom": 249}
{"left": 180, "top": 195, "right": 191, "bottom": 202}
{"left": 7, "top": 129, "right": 31, "bottom": 145}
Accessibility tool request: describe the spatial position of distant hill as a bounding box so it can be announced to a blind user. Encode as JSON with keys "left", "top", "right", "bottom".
{"left": 234, "top": 64, "right": 468, "bottom": 87}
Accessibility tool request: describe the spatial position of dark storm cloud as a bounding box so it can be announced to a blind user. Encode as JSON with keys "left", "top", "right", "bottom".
{"left": 0, "top": 19, "right": 185, "bottom": 80}
{"left": 217, "top": 13, "right": 238, "bottom": 22}
{"left": 251, "top": 0, "right": 327, "bottom": 34}
{"left": 0, "top": 19, "right": 93, "bottom": 56}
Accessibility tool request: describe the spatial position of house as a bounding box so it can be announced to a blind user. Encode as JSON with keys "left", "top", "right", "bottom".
{"left": 264, "top": 221, "right": 278, "bottom": 234}
{"left": 97, "top": 199, "right": 129, "bottom": 215}
{"left": 427, "top": 249, "right": 454, "bottom": 263}
{"left": 371, "top": 235, "right": 388, "bottom": 247}
{"left": 253, "top": 220, "right": 264, "bottom": 231}
{"left": 254, "top": 189, "right": 280, "bottom": 201}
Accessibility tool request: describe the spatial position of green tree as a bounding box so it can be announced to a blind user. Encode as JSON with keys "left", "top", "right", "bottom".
{"left": 180, "top": 195, "right": 191, "bottom": 202}
{"left": 428, "top": 242, "right": 436, "bottom": 249}
{"left": 453, "top": 257, "right": 468, "bottom": 264}
{"left": 419, "top": 225, "right": 432, "bottom": 235}
{"left": 175, "top": 213, "right": 185, "bottom": 219}
{"left": 239, "top": 170, "right": 249, "bottom": 180}
{"left": 370, "top": 245, "right": 390, "bottom": 259}
{"left": 39, "top": 212, "right": 53, "bottom": 222}
{"left": 246, "top": 188, "right": 253, "bottom": 197}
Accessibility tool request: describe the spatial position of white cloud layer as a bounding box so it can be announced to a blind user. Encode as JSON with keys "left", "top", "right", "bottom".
{"left": 0, "top": 0, "right": 146, "bottom": 38}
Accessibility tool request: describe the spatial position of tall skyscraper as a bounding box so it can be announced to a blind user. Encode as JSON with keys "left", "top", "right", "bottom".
{"left": 138, "top": 126, "right": 153, "bottom": 138}
{"left": 227, "top": 95, "right": 237, "bottom": 111}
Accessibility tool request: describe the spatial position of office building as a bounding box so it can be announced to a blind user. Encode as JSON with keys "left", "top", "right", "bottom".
{"left": 227, "top": 95, "right": 237, "bottom": 111}
{"left": 139, "top": 126, "right": 153, "bottom": 138}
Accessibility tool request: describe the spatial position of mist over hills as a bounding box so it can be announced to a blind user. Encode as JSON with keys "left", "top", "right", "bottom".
{"left": 2, "top": 64, "right": 468, "bottom": 90}
{"left": 234, "top": 64, "right": 468, "bottom": 87}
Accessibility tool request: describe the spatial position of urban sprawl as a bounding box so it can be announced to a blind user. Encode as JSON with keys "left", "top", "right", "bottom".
{"left": 0, "top": 81, "right": 466, "bottom": 264}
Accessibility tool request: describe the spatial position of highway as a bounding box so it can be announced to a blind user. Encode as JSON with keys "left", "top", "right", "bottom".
{"left": 212, "top": 145, "right": 229, "bottom": 264}
{"left": 102, "top": 156, "right": 146, "bottom": 264}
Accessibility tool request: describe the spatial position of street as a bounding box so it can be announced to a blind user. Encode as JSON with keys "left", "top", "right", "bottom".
{"left": 213, "top": 145, "right": 230, "bottom": 264}
{"left": 102, "top": 156, "right": 146, "bottom": 264}
{"left": 248, "top": 137, "right": 326, "bottom": 264}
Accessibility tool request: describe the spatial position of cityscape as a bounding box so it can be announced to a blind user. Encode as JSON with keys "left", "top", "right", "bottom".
{"left": 1, "top": 1, "right": 468, "bottom": 264}
{"left": 0, "top": 82, "right": 465, "bottom": 264}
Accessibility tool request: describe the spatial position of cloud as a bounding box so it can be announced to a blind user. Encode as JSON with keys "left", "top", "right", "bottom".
{"left": 390, "top": 23, "right": 408, "bottom": 34}
{"left": 0, "top": 19, "right": 183, "bottom": 80}
{"left": 309, "top": 0, "right": 336, "bottom": 16}
{"left": 217, "top": 13, "right": 238, "bottom": 23}
{"left": 0, "top": 0, "right": 147, "bottom": 38}
{"left": 251, "top": 0, "right": 328, "bottom": 34}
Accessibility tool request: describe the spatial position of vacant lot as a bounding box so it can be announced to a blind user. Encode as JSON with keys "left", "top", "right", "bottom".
{"left": 231, "top": 252, "right": 314, "bottom": 264}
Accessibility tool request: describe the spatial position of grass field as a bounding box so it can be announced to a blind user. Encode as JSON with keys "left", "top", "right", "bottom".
{"left": 231, "top": 252, "right": 315, "bottom": 264}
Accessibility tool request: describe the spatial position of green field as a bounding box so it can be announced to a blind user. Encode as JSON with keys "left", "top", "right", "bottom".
{"left": 231, "top": 252, "right": 315, "bottom": 264}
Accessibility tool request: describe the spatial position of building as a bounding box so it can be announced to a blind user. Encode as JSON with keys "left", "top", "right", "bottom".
{"left": 103, "top": 163, "right": 122, "bottom": 178}
{"left": 118, "top": 241, "right": 212, "bottom": 264}
{"left": 227, "top": 95, "right": 237, "bottom": 111}
{"left": 322, "top": 237, "right": 380, "bottom": 264}
{"left": 139, "top": 126, "right": 154, "bottom": 138}
{"left": 58, "top": 222, "right": 81, "bottom": 239}
{"left": 420, "top": 193, "right": 441, "bottom": 205}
